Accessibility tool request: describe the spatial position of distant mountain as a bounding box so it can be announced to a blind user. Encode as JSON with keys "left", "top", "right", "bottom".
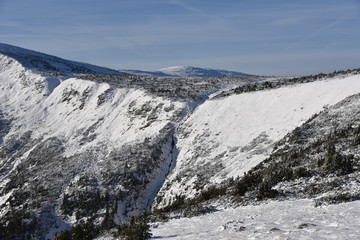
{"left": 121, "top": 66, "right": 253, "bottom": 77}
{"left": 0, "top": 42, "right": 123, "bottom": 74}
{"left": 160, "top": 66, "right": 253, "bottom": 77}
{"left": 120, "top": 69, "right": 173, "bottom": 77}
{"left": 0, "top": 43, "right": 252, "bottom": 77}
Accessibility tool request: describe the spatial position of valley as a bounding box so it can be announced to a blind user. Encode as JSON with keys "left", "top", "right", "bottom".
{"left": 0, "top": 43, "right": 359, "bottom": 239}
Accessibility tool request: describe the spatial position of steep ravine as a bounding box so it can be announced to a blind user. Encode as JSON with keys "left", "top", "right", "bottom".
{"left": 0, "top": 50, "right": 236, "bottom": 239}
{"left": 0, "top": 53, "right": 188, "bottom": 239}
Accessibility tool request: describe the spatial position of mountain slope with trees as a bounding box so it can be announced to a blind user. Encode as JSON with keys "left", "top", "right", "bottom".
{"left": 0, "top": 43, "right": 359, "bottom": 239}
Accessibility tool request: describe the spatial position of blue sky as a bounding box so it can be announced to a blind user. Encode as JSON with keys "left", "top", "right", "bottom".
{"left": 0, "top": 0, "right": 360, "bottom": 75}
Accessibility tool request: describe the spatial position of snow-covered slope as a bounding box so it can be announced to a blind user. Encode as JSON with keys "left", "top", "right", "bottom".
{"left": 0, "top": 52, "right": 185, "bottom": 238}
{"left": 154, "top": 75, "right": 360, "bottom": 207}
{"left": 151, "top": 91, "right": 360, "bottom": 238}
{"left": 0, "top": 43, "right": 123, "bottom": 74}
{"left": 121, "top": 66, "right": 252, "bottom": 77}
{"left": 0, "top": 44, "right": 261, "bottom": 239}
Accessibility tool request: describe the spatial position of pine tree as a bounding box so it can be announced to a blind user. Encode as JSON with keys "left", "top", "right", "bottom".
{"left": 117, "top": 211, "right": 152, "bottom": 240}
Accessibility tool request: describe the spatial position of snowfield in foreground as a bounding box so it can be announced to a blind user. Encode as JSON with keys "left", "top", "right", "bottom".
{"left": 151, "top": 199, "right": 360, "bottom": 240}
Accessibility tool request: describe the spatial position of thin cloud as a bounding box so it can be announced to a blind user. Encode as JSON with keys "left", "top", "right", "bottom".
{"left": 1, "top": 0, "right": 359, "bottom": 76}
{"left": 168, "top": 0, "right": 227, "bottom": 27}
{"left": 168, "top": 0, "right": 203, "bottom": 14}
{"left": 284, "top": 9, "right": 359, "bottom": 51}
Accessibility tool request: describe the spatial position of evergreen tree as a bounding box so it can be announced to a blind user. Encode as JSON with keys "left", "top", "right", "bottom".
{"left": 117, "top": 211, "right": 152, "bottom": 240}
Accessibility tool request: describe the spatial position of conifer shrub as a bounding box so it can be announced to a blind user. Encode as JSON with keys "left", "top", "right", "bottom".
{"left": 197, "top": 185, "right": 227, "bottom": 202}
{"left": 293, "top": 167, "right": 311, "bottom": 178}
{"left": 116, "top": 212, "right": 152, "bottom": 240}
{"left": 233, "top": 171, "right": 262, "bottom": 196}
{"left": 160, "top": 194, "right": 186, "bottom": 213}
{"left": 53, "top": 220, "right": 99, "bottom": 240}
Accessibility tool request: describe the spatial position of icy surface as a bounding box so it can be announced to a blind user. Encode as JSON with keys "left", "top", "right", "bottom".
{"left": 151, "top": 199, "right": 360, "bottom": 240}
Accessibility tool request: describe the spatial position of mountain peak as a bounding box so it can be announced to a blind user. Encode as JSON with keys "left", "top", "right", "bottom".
{"left": 122, "top": 66, "right": 253, "bottom": 77}
{"left": 159, "top": 65, "right": 189, "bottom": 71}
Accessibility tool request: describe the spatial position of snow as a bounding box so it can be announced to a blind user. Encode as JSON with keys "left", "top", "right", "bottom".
{"left": 2, "top": 45, "right": 360, "bottom": 239}
{"left": 156, "top": 75, "right": 360, "bottom": 206}
{"left": 151, "top": 199, "right": 360, "bottom": 240}
{"left": 121, "top": 66, "right": 251, "bottom": 77}
{"left": 0, "top": 43, "right": 122, "bottom": 74}
{"left": 0, "top": 53, "right": 185, "bottom": 230}
{"left": 0, "top": 53, "right": 184, "bottom": 157}
{"left": 157, "top": 66, "right": 251, "bottom": 77}
{"left": 160, "top": 66, "right": 188, "bottom": 73}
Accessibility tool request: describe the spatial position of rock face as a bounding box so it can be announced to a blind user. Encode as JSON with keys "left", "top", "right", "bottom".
{"left": 1, "top": 43, "right": 360, "bottom": 239}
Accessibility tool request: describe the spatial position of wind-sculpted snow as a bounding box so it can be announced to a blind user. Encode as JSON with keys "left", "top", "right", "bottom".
{"left": 154, "top": 75, "right": 360, "bottom": 208}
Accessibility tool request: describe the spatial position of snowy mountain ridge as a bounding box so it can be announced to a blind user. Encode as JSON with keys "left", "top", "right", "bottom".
{"left": 0, "top": 43, "right": 360, "bottom": 239}
{"left": 121, "top": 65, "right": 252, "bottom": 77}
{"left": 0, "top": 43, "right": 123, "bottom": 75}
